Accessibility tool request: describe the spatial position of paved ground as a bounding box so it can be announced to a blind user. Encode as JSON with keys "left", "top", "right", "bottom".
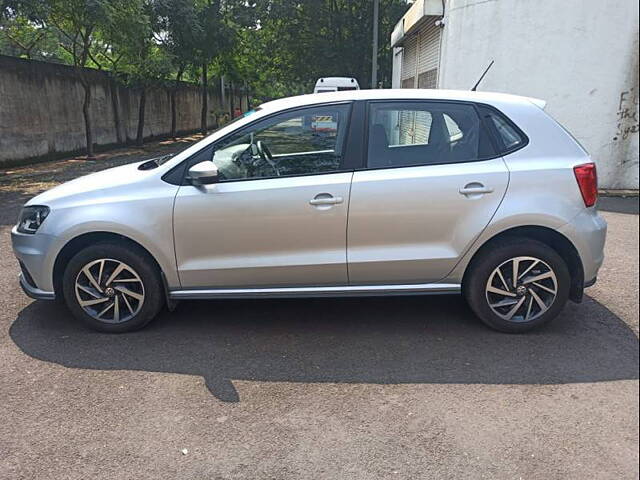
{"left": 599, "top": 195, "right": 639, "bottom": 215}
{"left": 0, "top": 150, "right": 638, "bottom": 479}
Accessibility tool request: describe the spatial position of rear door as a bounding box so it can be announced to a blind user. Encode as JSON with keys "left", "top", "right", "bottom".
{"left": 347, "top": 100, "right": 509, "bottom": 284}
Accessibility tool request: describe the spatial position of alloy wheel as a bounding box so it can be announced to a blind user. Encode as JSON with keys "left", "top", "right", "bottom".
{"left": 74, "top": 258, "right": 145, "bottom": 323}
{"left": 485, "top": 256, "right": 558, "bottom": 323}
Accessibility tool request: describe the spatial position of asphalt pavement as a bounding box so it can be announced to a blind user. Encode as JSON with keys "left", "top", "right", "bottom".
{"left": 0, "top": 156, "right": 638, "bottom": 479}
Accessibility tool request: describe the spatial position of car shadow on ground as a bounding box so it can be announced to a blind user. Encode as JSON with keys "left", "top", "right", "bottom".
{"left": 10, "top": 295, "right": 639, "bottom": 402}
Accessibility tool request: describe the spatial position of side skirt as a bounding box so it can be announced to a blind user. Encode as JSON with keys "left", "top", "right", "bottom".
{"left": 169, "top": 283, "right": 461, "bottom": 300}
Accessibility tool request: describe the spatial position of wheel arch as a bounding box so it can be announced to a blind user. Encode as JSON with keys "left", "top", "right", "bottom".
{"left": 52, "top": 231, "right": 169, "bottom": 302}
{"left": 461, "top": 225, "right": 585, "bottom": 303}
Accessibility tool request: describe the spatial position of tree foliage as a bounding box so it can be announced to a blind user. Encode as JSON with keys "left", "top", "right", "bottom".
{"left": 2, "top": 0, "right": 409, "bottom": 98}
{"left": 1, "top": 0, "right": 409, "bottom": 153}
{"left": 228, "top": 0, "right": 409, "bottom": 97}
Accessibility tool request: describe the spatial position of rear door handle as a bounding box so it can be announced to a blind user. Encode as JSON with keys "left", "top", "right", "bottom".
{"left": 459, "top": 183, "right": 494, "bottom": 195}
{"left": 309, "top": 194, "right": 343, "bottom": 206}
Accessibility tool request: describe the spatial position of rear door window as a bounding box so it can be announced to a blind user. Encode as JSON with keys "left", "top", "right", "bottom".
{"left": 366, "top": 101, "right": 496, "bottom": 168}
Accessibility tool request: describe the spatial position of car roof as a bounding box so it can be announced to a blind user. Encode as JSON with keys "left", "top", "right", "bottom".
{"left": 260, "top": 89, "right": 546, "bottom": 112}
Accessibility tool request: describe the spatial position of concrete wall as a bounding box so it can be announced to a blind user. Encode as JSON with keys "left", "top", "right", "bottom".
{"left": 0, "top": 56, "right": 248, "bottom": 166}
{"left": 391, "top": 47, "right": 403, "bottom": 89}
{"left": 437, "top": 0, "right": 639, "bottom": 189}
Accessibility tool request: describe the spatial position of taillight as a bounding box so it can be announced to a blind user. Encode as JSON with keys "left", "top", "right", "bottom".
{"left": 573, "top": 163, "right": 598, "bottom": 207}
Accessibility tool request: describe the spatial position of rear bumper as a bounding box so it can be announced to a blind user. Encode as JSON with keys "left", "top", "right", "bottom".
{"left": 559, "top": 209, "right": 607, "bottom": 285}
{"left": 584, "top": 276, "right": 597, "bottom": 288}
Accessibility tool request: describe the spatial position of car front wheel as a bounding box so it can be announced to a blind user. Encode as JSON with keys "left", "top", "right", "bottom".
{"left": 464, "top": 238, "right": 571, "bottom": 333}
{"left": 62, "top": 242, "right": 164, "bottom": 333}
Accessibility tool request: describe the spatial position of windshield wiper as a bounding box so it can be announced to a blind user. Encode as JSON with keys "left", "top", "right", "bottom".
{"left": 138, "top": 153, "right": 175, "bottom": 171}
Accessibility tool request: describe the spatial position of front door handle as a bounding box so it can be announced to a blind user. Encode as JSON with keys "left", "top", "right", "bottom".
{"left": 309, "top": 194, "right": 344, "bottom": 206}
{"left": 459, "top": 183, "right": 494, "bottom": 196}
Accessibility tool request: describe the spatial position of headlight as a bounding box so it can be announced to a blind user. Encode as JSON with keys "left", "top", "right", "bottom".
{"left": 17, "top": 206, "right": 50, "bottom": 234}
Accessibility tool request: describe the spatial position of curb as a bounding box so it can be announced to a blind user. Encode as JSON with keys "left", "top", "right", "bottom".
{"left": 599, "top": 189, "right": 639, "bottom": 198}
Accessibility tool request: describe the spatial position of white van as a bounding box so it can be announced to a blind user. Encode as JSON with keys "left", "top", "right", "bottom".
{"left": 314, "top": 77, "right": 360, "bottom": 93}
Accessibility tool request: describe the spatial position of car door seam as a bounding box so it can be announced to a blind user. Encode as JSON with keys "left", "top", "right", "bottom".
{"left": 345, "top": 171, "right": 355, "bottom": 284}
{"left": 440, "top": 156, "right": 512, "bottom": 282}
{"left": 171, "top": 183, "right": 184, "bottom": 288}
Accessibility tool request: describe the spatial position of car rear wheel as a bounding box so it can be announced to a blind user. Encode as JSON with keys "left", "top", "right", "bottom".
{"left": 62, "top": 242, "right": 164, "bottom": 333}
{"left": 464, "top": 238, "right": 570, "bottom": 333}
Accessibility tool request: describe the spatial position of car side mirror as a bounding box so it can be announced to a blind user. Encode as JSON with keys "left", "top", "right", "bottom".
{"left": 187, "top": 161, "right": 219, "bottom": 185}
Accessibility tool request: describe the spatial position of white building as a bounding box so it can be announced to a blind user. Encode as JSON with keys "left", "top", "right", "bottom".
{"left": 391, "top": 0, "right": 639, "bottom": 190}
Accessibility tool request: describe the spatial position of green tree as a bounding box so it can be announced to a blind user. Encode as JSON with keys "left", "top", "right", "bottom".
{"left": 153, "top": 0, "right": 201, "bottom": 138}
{"left": 271, "top": 0, "right": 407, "bottom": 89}
{"left": 1, "top": 0, "right": 409, "bottom": 146}
{"left": 228, "top": 0, "right": 409, "bottom": 98}
{"left": 112, "top": 1, "right": 171, "bottom": 146}
{"left": 3, "top": 0, "right": 130, "bottom": 158}
{"left": 85, "top": 1, "right": 146, "bottom": 144}
{"left": 0, "top": 13, "right": 59, "bottom": 59}
{"left": 49, "top": 0, "right": 109, "bottom": 158}
{"left": 193, "top": 0, "right": 234, "bottom": 134}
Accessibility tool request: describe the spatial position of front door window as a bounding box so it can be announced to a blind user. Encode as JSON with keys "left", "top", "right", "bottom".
{"left": 211, "top": 104, "right": 352, "bottom": 181}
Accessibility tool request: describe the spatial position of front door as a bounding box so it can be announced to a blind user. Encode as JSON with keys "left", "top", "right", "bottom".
{"left": 347, "top": 100, "right": 510, "bottom": 284}
{"left": 173, "top": 103, "right": 353, "bottom": 288}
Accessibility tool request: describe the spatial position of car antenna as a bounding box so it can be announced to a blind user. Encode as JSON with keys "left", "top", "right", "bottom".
{"left": 471, "top": 60, "right": 495, "bottom": 91}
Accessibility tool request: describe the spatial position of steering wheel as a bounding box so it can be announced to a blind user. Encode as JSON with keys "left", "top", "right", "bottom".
{"left": 256, "top": 140, "right": 280, "bottom": 176}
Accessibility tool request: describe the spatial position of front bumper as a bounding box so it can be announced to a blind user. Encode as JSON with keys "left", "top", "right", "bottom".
{"left": 19, "top": 273, "right": 56, "bottom": 300}
{"left": 11, "top": 226, "right": 57, "bottom": 298}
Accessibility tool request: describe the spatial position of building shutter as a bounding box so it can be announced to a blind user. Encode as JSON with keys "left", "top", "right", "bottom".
{"left": 418, "top": 69, "right": 438, "bottom": 89}
{"left": 398, "top": 110, "right": 432, "bottom": 145}
{"left": 413, "top": 111, "right": 432, "bottom": 144}
{"left": 398, "top": 110, "right": 414, "bottom": 144}
{"left": 401, "top": 35, "right": 418, "bottom": 87}
{"left": 416, "top": 21, "right": 441, "bottom": 88}
{"left": 401, "top": 77, "right": 415, "bottom": 89}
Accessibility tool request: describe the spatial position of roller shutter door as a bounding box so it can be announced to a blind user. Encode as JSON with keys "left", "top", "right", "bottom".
{"left": 398, "top": 110, "right": 432, "bottom": 145}
{"left": 413, "top": 111, "right": 432, "bottom": 144}
{"left": 401, "top": 35, "right": 418, "bottom": 88}
{"left": 416, "top": 21, "right": 441, "bottom": 88}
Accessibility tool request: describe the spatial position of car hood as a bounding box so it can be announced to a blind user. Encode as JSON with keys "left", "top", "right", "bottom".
{"left": 26, "top": 160, "right": 156, "bottom": 207}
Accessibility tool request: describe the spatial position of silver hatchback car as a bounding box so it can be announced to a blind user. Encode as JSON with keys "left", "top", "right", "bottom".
{"left": 12, "top": 90, "right": 607, "bottom": 333}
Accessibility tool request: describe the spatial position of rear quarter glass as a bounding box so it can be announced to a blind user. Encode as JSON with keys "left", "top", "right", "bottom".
{"left": 477, "top": 104, "right": 529, "bottom": 155}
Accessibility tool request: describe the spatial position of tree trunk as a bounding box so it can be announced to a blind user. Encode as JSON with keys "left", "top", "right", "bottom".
{"left": 201, "top": 62, "right": 208, "bottom": 135}
{"left": 229, "top": 81, "right": 234, "bottom": 118}
{"left": 220, "top": 75, "right": 226, "bottom": 116}
{"left": 170, "top": 88, "right": 178, "bottom": 139}
{"left": 170, "top": 68, "right": 183, "bottom": 140}
{"left": 244, "top": 81, "right": 250, "bottom": 112}
{"left": 82, "top": 82, "right": 95, "bottom": 159}
{"left": 136, "top": 87, "right": 146, "bottom": 146}
{"left": 110, "top": 79, "right": 123, "bottom": 144}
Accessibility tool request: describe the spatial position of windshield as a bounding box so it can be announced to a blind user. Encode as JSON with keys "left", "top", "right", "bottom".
{"left": 225, "top": 108, "right": 261, "bottom": 127}
{"left": 152, "top": 108, "right": 262, "bottom": 168}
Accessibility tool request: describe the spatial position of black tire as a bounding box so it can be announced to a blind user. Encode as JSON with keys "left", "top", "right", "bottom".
{"left": 464, "top": 238, "right": 571, "bottom": 333}
{"left": 62, "top": 242, "right": 164, "bottom": 333}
